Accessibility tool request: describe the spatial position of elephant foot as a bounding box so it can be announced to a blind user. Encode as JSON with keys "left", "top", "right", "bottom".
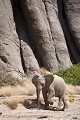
{"left": 37, "top": 106, "right": 40, "bottom": 109}
{"left": 65, "top": 104, "right": 68, "bottom": 109}
{"left": 49, "top": 101, "right": 53, "bottom": 105}
{"left": 37, "top": 103, "right": 41, "bottom": 109}
{"left": 47, "top": 100, "right": 53, "bottom": 105}
{"left": 45, "top": 106, "right": 53, "bottom": 110}
{"left": 44, "top": 101, "right": 53, "bottom": 110}
{"left": 57, "top": 105, "right": 61, "bottom": 109}
{"left": 44, "top": 104, "right": 49, "bottom": 110}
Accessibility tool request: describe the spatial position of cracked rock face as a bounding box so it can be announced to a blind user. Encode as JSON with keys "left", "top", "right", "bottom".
{"left": 0, "top": 0, "right": 24, "bottom": 79}
{"left": 0, "top": 0, "right": 80, "bottom": 80}
{"left": 63, "top": 0, "right": 80, "bottom": 54}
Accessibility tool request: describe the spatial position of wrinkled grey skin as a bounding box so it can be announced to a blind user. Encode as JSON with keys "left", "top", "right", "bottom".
{"left": 32, "top": 74, "right": 68, "bottom": 110}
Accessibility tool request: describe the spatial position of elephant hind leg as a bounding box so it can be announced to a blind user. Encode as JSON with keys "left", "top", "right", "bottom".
{"left": 47, "top": 89, "right": 55, "bottom": 105}
{"left": 57, "top": 97, "right": 62, "bottom": 109}
{"left": 56, "top": 96, "right": 68, "bottom": 111}
{"left": 61, "top": 95, "right": 68, "bottom": 110}
{"left": 42, "top": 89, "right": 54, "bottom": 109}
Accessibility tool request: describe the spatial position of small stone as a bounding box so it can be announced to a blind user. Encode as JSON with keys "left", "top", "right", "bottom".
{"left": 73, "top": 117, "right": 77, "bottom": 119}
{"left": 0, "top": 112, "right": 2, "bottom": 115}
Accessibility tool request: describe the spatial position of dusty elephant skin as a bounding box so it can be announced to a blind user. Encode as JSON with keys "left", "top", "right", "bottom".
{"left": 32, "top": 74, "right": 68, "bottom": 111}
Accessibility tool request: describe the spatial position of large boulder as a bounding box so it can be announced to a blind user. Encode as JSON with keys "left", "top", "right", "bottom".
{"left": 54, "top": 0, "right": 80, "bottom": 63}
{"left": 0, "top": 0, "right": 24, "bottom": 79}
{"left": 19, "top": 0, "right": 59, "bottom": 72}
{"left": 12, "top": 0, "right": 40, "bottom": 77}
{"left": 63, "top": 0, "right": 80, "bottom": 54}
{"left": 1, "top": 0, "right": 80, "bottom": 80}
{"left": 19, "top": 0, "right": 72, "bottom": 71}
{"left": 43, "top": 0, "right": 72, "bottom": 69}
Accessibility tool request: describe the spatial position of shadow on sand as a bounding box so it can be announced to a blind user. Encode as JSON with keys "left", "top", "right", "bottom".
{"left": 23, "top": 99, "right": 64, "bottom": 111}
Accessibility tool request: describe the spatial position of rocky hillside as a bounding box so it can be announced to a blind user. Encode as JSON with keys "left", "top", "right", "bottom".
{"left": 0, "top": 0, "right": 80, "bottom": 79}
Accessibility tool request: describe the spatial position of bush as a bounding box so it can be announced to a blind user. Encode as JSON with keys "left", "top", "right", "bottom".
{"left": 54, "top": 64, "right": 80, "bottom": 85}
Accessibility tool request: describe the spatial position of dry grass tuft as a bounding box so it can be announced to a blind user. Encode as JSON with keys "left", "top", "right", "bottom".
{"left": 75, "top": 86, "right": 80, "bottom": 94}
{"left": 6, "top": 99, "right": 19, "bottom": 109}
{"left": 0, "top": 79, "right": 36, "bottom": 97}
{"left": 0, "top": 86, "right": 17, "bottom": 96}
{"left": 68, "top": 95, "right": 75, "bottom": 102}
{"left": 23, "top": 79, "right": 36, "bottom": 96}
{"left": 40, "top": 67, "right": 52, "bottom": 75}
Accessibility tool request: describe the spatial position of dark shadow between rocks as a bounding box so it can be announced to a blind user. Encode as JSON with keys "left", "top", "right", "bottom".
{"left": 11, "top": 0, "right": 30, "bottom": 73}
{"left": 10, "top": 0, "right": 40, "bottom": 76}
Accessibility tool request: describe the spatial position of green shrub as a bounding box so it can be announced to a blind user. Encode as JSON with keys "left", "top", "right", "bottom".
{"left": 0, "top": 68, "right": 23, "bottom": 87}
{"left": 54, "top": 64, "right": 80, "bottom": 85}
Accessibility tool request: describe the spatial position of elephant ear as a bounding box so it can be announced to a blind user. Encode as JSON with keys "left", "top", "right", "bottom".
{"left": 44, "top": 74, "right": 54, "bottom": 88}
{"left": 32, "top": 75, "right": 39, "bottom": 87}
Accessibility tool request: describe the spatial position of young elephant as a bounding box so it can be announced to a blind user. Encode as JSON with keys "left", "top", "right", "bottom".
{"left": 32, "top": 74, "right": 68, "bottom": 110}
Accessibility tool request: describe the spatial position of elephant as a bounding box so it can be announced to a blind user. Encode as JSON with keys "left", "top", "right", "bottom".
{"left": 32, "top": 74, "right": 68, "bottom": 111}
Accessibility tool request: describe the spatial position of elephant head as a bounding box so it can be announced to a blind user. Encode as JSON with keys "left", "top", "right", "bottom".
{"left": 32, "top": 74, "right": 54, "bottom": 109}
{"left": 32, "top": 74, "right": 54, "bottom": 91}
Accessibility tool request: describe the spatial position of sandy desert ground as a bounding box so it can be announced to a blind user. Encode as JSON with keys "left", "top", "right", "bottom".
{"left": 0, "top": 95, "right": 80, "bottom": 120}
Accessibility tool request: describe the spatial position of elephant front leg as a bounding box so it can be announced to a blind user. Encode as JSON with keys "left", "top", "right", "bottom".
{"left": 44, "top": 89, "right": 55, "bottom": 110}
{"left": 61, "top": 95, "right": 68, "bottom": 110}
{"left": 57, "top": 97, "right": 62, "bottom": 109}
{"left": 36, "top": 88, "right": 41, "bottom": 109}
{"left": 47, "top": 89, "right": 55, "bottom": 106}
{"left": 42, "top": 89, "right": 48, "bottom": 109}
